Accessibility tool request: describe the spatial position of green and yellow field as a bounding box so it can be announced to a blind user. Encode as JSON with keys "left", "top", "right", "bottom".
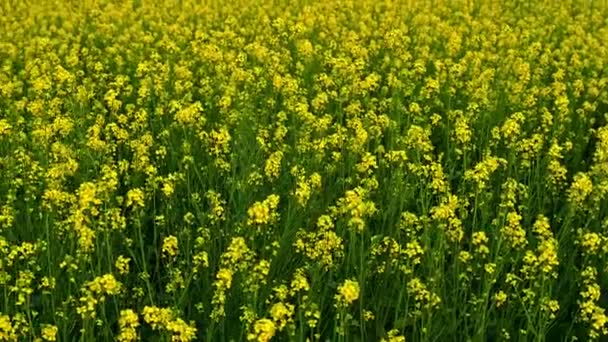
{"left": 1, "top": 0, "right": 608, "bottom": 341}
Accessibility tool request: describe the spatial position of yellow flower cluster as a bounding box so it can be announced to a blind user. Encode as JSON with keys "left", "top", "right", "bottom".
{"left": 294, "top": 215, "right": 344, "bottom": 270}
{"left": 247, "top": 195, "right": 280, "bottom": 228}
{"left": 117, "top": 310, "right": 139, "bottom": 342}
{"left": 578, "top": 268, "right": 608, "bottom": 339}
{"left": 332, "top": 187, "right": 377, "bottom": 232}
{"left": 247, "top": 318, "right": 276, "bottom": 342}
{"left": 142, "top": 306, "right": 197, "bottom": 342}
{"left": 77, "top": 274, "right": 122, "bottom": 319}
{"left": 335, "top": 279, "right": 360, "bottom": 307}
{"left": 0, "top": 0, "right": 607, "bottom": 340}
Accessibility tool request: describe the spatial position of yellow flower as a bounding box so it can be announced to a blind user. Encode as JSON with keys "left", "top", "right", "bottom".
{"left": 472, "top": 231, "right": 490, "bottom": 256}
{"left": 0, "top": 119, "right": 12, "bottom": 136}
{"left": 581, "top": 232, "right": 602, "bottom": 255}
{"left": 542, "top": 298, "right": 560, "bottom": 320}
{"left": 407, "top": 278, "right": 441, "bottom": 309}
{"left": 356, "top": 152, "right": 377, "bottom": 174}
{"left": 264, "top": 151, "right": 283, "bottom": 180}
{"left": 502, "top": 211, "right": 527, "bottom": 249}
{"left": 248, "top": 318, "right": 276, "bottom": 342}
{"left": 126, "top": 188, "right": 145, "bottom": 208}
{"left": 143, "top": 306, "right": 173, "bottom": 330}
{"left": 162, "top": 181, "right": 175, "bottom": 197}
{"left": 41, "top": 324, "right": 58, "bottom": 341}
{"left": 174, "top": 102, "right": 203, "bottom": 126}
{"left": 290, "top": 268, "right": 310, "bottom": 294}
{"left": 494, "top": 291, "right": 507, "bottom": 308}
{"left": 294, "top": 178, "right": 311, "bottom": 207}
{"left": 270, "top": 302, "right": 294, "bottom": 330}
{"left": 115, "top": 255, "right": 131, "bottom": 275}
{"left": 381, "top": 329, "right": 406, "bottom": 342}
{"left": 0, "top": 315, "right": 15, "bottom": 340}
{"left": 309, "top": 173, "right": 322, "bottom": 189}
{"left": 247, "top": 195, "right": 280, "bottom": 227}
{"left": 77, "top": 274, "right": 122, "bottom": 319}
{"left": 568, "top": 173, "right": 593, "bottom": 206}
{"left": 216, "top": 268, "right": 233, "bottom": 288}
{"left": 165, "top": 318, "right": 197, "bottom": 342}
{"left": 336, "top": 279, "right": 360, "bottom": 306}
{"left": 117, "top": 310, "right": 139, "bottom": 342}
{"left": 91, "top": 274, "right": 122, "bottom": 295}
{"left": 162, "top": 235, "right": 179, "bottom": 259}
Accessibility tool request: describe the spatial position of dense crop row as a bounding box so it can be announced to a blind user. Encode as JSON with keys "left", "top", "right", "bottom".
{"left": 1, "top": 0, "right": 608, "bottom": 341}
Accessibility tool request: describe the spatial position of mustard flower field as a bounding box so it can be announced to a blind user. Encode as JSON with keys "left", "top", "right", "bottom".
{"left": 1, "top": 0, "right": 608, "bottom": 341}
